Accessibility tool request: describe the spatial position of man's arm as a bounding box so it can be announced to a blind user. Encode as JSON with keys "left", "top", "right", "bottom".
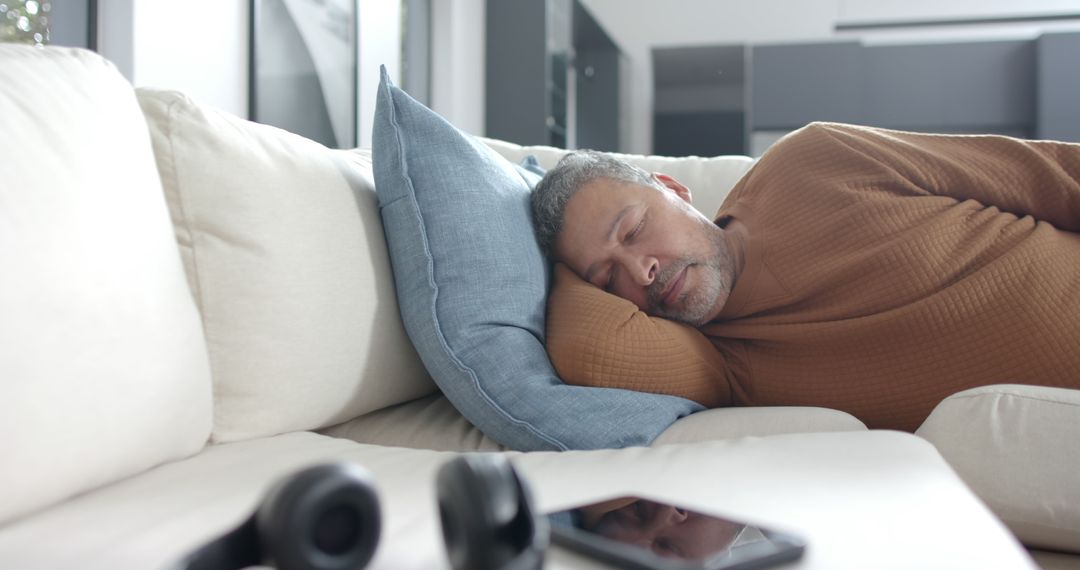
{"left": 545, "top": 264, "right": 731, "bottom": 408}
{"left": 810, "top": 122, "right": 1080, "bottom": 231}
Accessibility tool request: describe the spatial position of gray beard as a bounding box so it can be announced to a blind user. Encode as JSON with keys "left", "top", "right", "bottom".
{"left": 646, "top": 223, "right": 733, "bottom": 326}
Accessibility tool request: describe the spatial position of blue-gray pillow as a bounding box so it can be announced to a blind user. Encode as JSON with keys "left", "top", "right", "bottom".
{"left": 371, "top": 67, "right": 701, "bottom": 450}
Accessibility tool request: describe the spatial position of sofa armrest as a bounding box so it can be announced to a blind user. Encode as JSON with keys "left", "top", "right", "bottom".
{"left": 917, "top": 384, "right": 1080, "bottom": 553}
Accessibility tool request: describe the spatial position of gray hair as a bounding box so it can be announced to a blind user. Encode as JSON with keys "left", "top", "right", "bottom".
{"left": 531, "top": 150, "right": 659, "bottom": 257}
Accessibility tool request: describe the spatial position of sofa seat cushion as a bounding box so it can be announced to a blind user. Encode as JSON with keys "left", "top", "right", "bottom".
{"left": 0, "top": 431, "right": 1033, "bottom": 569}
{"left": 320, "top": 394, "right": 507, "bottom": 451}
{"left": 0, "top": 45, "right": 212, "bottom": 524}
{"left": 321, "top": 394, "right": 866, "bottom": 452}
{"left": 917, "top": 384, "right": 1080, "bottom": 553}
{"left": 651, "top": 406, "right": 866, "bottom": 444}
{"left": 137, "top": 89, "right": 435, "bottom": 443}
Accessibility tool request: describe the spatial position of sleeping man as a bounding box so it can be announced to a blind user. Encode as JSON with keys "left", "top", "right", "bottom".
{"left": 531, "top": 122, "right": 1080, "bottom": 431}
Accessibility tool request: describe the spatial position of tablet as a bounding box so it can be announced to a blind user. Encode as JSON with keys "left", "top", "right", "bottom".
{"left": 548, "top": 496, "right": 805, "bottom": 570}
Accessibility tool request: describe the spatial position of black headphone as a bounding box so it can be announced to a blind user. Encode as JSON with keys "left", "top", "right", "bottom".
{"left": 174, "top": 456, "right": 546, "bottom": 570}
{"left": 437, "top": 455, "right": 548, "bottom": 570}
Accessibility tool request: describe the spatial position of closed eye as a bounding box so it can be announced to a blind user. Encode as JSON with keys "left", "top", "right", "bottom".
{"left": 626, "top": 214, "right": 646, "bottom": 243}
{"left": 603, "top": 266, "right": 617, "bottom": 292}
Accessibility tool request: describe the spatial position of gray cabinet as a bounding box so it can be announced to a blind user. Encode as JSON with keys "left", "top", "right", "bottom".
{"left": 752, "top": 40, "right": 1036, "bottom": 137}
{"left": 572, "top": 0, "right": 622, "bottom": 152}
{"left": 863, "top": 41, "right": 1033, "bottom": 135}
{"left": 751, "top": 42, "right": 863, "bottom": 130}
{"left": 485, "top": 0, "right": 557, "bottom": 147}
{"left": 1038, "top": 32, "right": 1080, "bottom": 142}
{"left": 657, "top": 35, "right": 1077, "bottom": 156}
{"left": 652, "top": 44, "right": 749, "bottom": 156}
{"left": 486, "top": 0, "right": 621, "bottom": 150}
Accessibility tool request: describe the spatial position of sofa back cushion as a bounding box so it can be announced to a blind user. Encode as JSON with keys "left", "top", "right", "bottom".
{"left": 480, "top": 138, "right": 756, "bottom": 219}
{"left": 0, "top": 46, "right": 213, "bottom": 523}
{"left": 137, "top": 89, "right": 435, "bottom": 443}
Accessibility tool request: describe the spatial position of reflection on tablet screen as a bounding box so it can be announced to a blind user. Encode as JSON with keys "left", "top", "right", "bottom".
{"left": 549, "top": 497, "right": 769, "bottom": 563}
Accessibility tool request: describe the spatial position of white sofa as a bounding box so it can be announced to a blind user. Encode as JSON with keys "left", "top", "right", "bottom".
{"left": 1, "top": 45, "right": 1076, "bottom": 569}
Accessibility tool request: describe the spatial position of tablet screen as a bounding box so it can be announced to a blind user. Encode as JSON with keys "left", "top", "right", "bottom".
{"left": 548, "top": 496, "right": 791, "bottom": 567}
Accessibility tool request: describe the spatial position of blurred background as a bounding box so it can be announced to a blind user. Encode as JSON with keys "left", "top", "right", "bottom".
{"left": 4, "top": 0, "right": 1079, "bottom": 157}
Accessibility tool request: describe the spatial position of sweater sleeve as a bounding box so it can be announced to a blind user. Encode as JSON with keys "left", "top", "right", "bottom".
{"left": 809, "top": 122, "right": 1080, "bottom": 232}
{"left": 544, "top": 264, "right": 732, "bottom": 408}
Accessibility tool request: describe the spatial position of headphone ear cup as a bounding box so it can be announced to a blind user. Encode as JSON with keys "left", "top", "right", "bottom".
{"left": 437, "top": 455, "right": 547, "bottom": 570}
{"left": 255, "top": 463, "right": 381, "bottom": 570}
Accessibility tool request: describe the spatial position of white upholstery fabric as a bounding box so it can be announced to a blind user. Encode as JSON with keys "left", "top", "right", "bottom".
{"left": 481, "top": 137, "right": 756, "bottom": 218}
{"left": 320, "top": 394, "right": 507, "bottom": 451}
{"left": 652, "top": 406, "right": 866, "bottom": 445}
{"left": 137, "top": 89, "right": 436, "bottom": 442}
{"left": 0, "top": 46, "right": 212, "bottom": 523}
{"left": 0, "top": 431, "right": 1033, "bottom": 569}
{"left": 917, "top": 384, "right": 1080, "bottom": 553}
{"left": 324, "top": 395, "right": 866, "bottom": 452}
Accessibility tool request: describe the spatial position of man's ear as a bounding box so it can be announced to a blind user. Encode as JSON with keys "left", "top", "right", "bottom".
{"left": 652, "top": 173, "right": 692, "bottom": 204}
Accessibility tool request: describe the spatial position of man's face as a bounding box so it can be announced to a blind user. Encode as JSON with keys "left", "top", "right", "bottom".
{"left": 553, "top": 176, "right": 734, "bottom": 326}
{"left": 588, "top": 499, "right": 743, "bottom": 560}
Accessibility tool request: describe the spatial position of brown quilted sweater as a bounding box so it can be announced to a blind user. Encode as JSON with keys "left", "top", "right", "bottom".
{"left": 546, "top": 122, "right": 1080, "bottom": 431}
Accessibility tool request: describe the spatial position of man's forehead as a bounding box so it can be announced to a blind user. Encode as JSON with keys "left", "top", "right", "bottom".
{"left": 555, "top": 182, "right": 643, "bottom": 278}
{"left": 560, "top": 183, "right": 631, "bottom": 240}
{"left": 566, "top": 179, "right": 640, "bottom": 219}
{"left": 579, "top": 176, "right": 635, "bottom": 196}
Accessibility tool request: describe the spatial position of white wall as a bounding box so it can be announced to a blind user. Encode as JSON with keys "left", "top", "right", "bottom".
{"left": 358, "top": 0, "right": 401, "bottom": 147}
{"left": 430, "top": 0, "right": 485, "bottom": 136}
{"left": 95, "top": 0, "right": 401, "bottom": 148}
{"left": 129, "top": 0, "right": 250, "bottom": 118}
{"left": 95, "top": 0, "right": 134, "bottom": 82}
{"left": 580, "top": 0, "right": 1080, "bottom": 154}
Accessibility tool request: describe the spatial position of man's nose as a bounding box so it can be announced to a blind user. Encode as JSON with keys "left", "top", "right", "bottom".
{"left": 617, "top": 251, "right": 658, "bottom": 287}
{"left": 620, "top": 505, "right": 687, "bottom": 550}
{"left": 651, "top": 505, "right": 689, "bottom": 528}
